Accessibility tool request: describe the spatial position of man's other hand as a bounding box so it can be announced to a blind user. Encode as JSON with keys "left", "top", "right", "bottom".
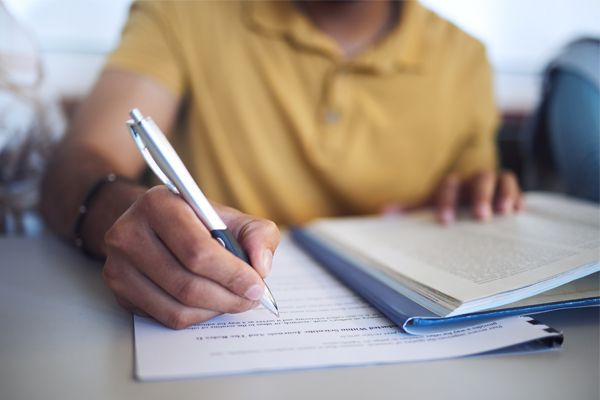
{"left": 435, "top": 170, "right": 526, "bottom": 225}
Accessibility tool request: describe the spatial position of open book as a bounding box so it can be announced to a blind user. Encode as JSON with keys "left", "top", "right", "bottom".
{"left": 291, "top": 192, "right": 599, "bottom": 334}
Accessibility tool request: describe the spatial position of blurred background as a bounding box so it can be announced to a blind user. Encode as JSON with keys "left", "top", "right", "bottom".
{"left": 0, "top": 0, "right": 599, "bottom": 234}
{"left": 4, "top": 0, "right": 598, "bottom": 111}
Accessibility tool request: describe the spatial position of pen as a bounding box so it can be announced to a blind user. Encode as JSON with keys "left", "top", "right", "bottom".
{"left": 126, "top": 108, "right": 279, "bottom": 317}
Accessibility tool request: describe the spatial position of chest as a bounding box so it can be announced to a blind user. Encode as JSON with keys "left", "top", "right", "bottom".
{"left": 184, "top": 29, "right": 473, "bottom": 206}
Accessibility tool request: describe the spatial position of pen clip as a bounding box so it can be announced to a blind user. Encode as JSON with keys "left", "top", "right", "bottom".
{"left": 127, "top": 120, "right": 180, "bottom": 195}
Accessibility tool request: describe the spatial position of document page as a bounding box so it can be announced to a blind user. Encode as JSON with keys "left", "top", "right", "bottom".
{"left": 134, "top": 236, "right": 562, "bottom": 381}
{"left": 308, "top": 193, "right": 599, "bottom": 314}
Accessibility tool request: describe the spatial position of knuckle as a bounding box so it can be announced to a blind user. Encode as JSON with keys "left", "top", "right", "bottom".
{"left": 138, "top": 190, "right": 159, "bottom": 214}
{"left": 227, "top": 297, "right": 253, "bottom": 314}
{"left": 237, "top": 221, "right": 257, "bottom": 241}
{"left": 263, "top": 220, "right": 281, "bottom": 243}
{"left": 237, "top": 218, "right": 281, "bottom": 247}
{"left": 225, "top": 267, "right": 251, "bottom": 293}
{"left": 146, "top": 185, "right": 169, "bottom": 199}
{"left": 176, "top": 278, "right": 204, "bottom": 306}
{"left": 137, "top": 186, "right": 169, "bottom": 214}
{"left": 102, "top": 259, "right": 123, "bottom": 288}
{"left": 105, "top": 211, "right": 151, "bottom": 256}
{"left": 262, "top": 219, "right": 278, "bottom": 234}
{"left": 184, "top": 245, "right": 210, "bottom": 272}
{"left": 104, "top": 224, "right": 126, "bottom": 250}
{"left": 165, "top": 309, "right": 193, "bottom": 330}
{"left": 104, "top": 218, "right": 143, "bottom": 252}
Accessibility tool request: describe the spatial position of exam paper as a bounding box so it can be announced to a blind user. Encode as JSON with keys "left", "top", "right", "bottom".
{"left": 134, "top": 236, "right": 562, "bottom": 381}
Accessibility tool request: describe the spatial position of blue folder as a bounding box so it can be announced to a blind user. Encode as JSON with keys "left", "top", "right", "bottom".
{"left": 290, "top": 226, "right": 599, "bottom": 335}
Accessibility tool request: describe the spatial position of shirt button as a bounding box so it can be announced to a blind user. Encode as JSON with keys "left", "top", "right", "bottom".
{"left": 326, "top": 110, "right": 339, "bottom": 124}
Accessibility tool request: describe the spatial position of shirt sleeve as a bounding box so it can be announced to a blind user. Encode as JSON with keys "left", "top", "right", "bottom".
{"left": 450, "top": 43, "right": 500, "bottom": 179}
{"left": 104, "top": 1, "right": 187, "bottom": 97}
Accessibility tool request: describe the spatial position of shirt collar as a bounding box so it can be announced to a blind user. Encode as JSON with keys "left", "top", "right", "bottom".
{"left": 243, "top": 1, "right": 425, "bottom": 74}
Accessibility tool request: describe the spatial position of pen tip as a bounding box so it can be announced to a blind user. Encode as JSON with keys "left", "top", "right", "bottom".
{"left": 275, "top": 311, "right": 280, "bottom": 318}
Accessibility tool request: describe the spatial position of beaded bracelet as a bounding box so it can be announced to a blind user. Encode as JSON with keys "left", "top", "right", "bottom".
{"left": 74, "top": 173, "right": 118, "bottom": 250}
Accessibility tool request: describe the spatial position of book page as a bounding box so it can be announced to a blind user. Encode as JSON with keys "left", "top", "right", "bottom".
{"left": 525, "top": 192, "right": 600, "bottom": 228}
{"left": 308, "top": 193, "right": 599, "bottom": 314}
{"left": 134, "top": 236, "right": 561, "bottom": 381}
{"left": 491, "top": 272, "right": 599, "bottom": 310}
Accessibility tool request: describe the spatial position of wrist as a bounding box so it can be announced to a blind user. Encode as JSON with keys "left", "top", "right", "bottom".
{"left": 77, "top": 176, "right": 147, "bottom": 259}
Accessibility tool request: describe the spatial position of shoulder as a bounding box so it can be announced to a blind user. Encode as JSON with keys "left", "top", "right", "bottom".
{"left": 128, "top": 1, "right": 244, "bottom": 31}
{"left": 124, "top": 0, "right": 247, "bottom": 55}
{"left": 413, "top": 2, "right": 488, "bottom": 69}
{"left": 408, "top": 3, "right": 497, "bottom": 118}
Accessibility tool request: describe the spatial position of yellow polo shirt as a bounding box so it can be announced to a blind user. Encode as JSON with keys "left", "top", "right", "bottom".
{"left": 106, "top": 1, "right": 499, "bottom": 225}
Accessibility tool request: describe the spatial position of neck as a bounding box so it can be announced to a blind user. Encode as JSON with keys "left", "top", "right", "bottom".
{"left": 298, "top": 1, "right": 398, "bottom": 58}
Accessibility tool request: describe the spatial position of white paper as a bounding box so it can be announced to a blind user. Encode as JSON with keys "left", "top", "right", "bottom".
{"left": 134, "top": 236, "right": 561, "bottom": 381}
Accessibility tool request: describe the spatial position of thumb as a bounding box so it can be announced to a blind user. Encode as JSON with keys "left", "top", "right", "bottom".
{"left": 214, "top": 203, "right": 281, "bottom": 279}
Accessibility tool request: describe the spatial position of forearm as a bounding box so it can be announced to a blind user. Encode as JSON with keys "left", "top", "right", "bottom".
{"left": 40, "top": 145, "right": 147, "bottom": 258}
{"left": 39, "top": 69, "right": 181, "bottom": 257}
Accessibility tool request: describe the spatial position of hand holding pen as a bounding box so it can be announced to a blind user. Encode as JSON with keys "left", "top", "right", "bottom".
{"left": 100, "top": 110, "right": 280, "bottom": 329}
{"left": 126, "top": 108, "right": 279, "bottom": 317}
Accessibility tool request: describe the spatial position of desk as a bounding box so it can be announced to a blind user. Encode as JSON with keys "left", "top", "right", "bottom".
{"left": 1, "top": 236, "right": 598, "bottom": 400}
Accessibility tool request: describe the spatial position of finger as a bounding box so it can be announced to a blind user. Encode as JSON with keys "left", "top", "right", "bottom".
{"left": 115, "top": 296, "right": 151, "bottom": 318}
{"left": 116, "top": 227, "right": 259, "bottom": 313}
{"left": 516, "top": 195, "right": 527, "bottom": 212}
{"left": 494, "top": 171, "right": 520, "bottom": 215}
{"left": 103, "top": 254, "right": 222, "bottom": 330}
{"left": 218, "top": 204, "right": 281, "bottom": 279}
{"left": 435, "top": 174, "right": 460, "bottom": 224}
{"left": 470, "top": 171, "right": 496, "bottom": 221}
{"left": 138, "top": 187, "right": 267, "bottom": 301}
{"left": 379, "top": 203, "right": 405, "bottom": 216}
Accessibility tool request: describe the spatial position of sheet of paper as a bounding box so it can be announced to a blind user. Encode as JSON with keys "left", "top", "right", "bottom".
{"left": 134, "top": 236, "right": 561, "bottom": 381}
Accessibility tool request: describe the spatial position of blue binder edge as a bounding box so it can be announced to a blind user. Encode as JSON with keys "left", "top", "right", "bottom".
{"left": 290, "top": 226, "right": 599, "bottom": 335}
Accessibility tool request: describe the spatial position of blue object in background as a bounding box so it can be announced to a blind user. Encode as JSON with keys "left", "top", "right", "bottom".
{"left": 547, "top": 69, "right": 599, "bottom": 202}
{"left": 524, "top": 38, "right": 600, "bottom": 203}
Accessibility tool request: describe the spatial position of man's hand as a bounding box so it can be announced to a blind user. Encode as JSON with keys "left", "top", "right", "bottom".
{"left": 103, "top": 186, "right": 280, "bottom": 330}
{"left": 434, "top": 170, "right": 526, "bottom": 224}
{"left": 40, "top": 69, "right": 280, "bottom": 330}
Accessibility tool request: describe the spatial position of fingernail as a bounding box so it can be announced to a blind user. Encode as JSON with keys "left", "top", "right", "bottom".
{"left": 244, "top": 284, "right": 264, "bottom": 301}
{"left": 262, "top": 249, "right": 273, "bottom": 277}
{"left": 476, "top": 203, "right": 491, "bottom": 220}
{"left": 441, "top": 208, "right": 455, "bottom": 224}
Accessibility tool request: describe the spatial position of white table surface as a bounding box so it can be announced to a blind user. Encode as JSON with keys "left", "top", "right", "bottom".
{"left": 1, "top": 236, "right": 598, "bottom": 400}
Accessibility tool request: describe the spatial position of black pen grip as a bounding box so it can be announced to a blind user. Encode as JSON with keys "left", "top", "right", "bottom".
{"left": 211, "top": 228, "right": 251, "bottom": 265}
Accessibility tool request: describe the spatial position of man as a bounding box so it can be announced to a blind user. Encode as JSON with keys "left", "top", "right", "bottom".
{"left": 41, "top": 1, "right": 523, "bottom": 329}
